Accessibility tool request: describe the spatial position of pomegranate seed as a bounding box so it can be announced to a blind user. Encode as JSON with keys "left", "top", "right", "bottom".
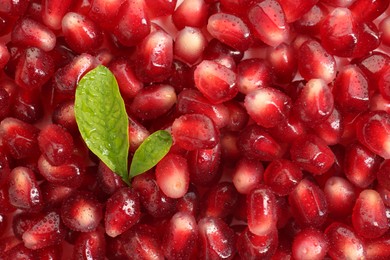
{"left": 40, "top": 182, "right": 75, "bottom": 208}
{"left": 53, "top": 53, "right": 97, "bottom": 97}
{"left": 290, "top": 134, "right": 335, "bottom": 175}
{"left": 61, "top": 191, "right": 103, "bottom": 232}
{"left": 236, "top": 58, "right": 272, "bottom": 95}
{"left": 321, "top": 0, "right": 357, "bottom": 7}
{"left": 366, "top": 235, "right": 390, "bottom": 259}
{"left": 236, "top": 228, "right": 278, "bottom": 259}
{"left": 294, "top": 4, "right": 328, "bottom": 35}
{"left": 201, "top": 182, "right": 238, "bottom": 219}
{"left": 245, "top": 86, "right": 292, "bottom": 128}
{"left": 380, "top": 16, "right": 390, "bottom": 47}
{"left": 145, "top": 0, "right": 177, "bottom": 18}
{"left": 12, "top": 212, "right": 43, "bottom": 240}
{"left": 0, "top": 42, "right": 10, "bottom": 69}
{"left": 108, "top": 58, "right": 143, "bottom": 100}
{"left": 198, "top": 216, "right": 236, "bottom": 259}
{"left": 11, "top": 18, "right": 56, "bottom": 52}
{"left": 320, "top": 8, "right": 361, "bottom": 57}
{"left": 187, "top": 143, "right": 222, "bottom": 186}
{"left": 172, "top": 114, "right": 219, "bottom": 151}
{"left": 271, "top": 113, "right": 307, "bottom": 143}
{"left": 353, "top": 22, "right": 380, "bottom": 58}
{"left": 0, "top": 186, "right": 16, "bottom": 214}
{"left": 232, "top": 158, "right": 263, "bottom": 194}
{"left": 73, "top": 226, "right": 106, "bottom": 259}
{"left": 8, "top": 166, "right": 43, "bottom": 212}
{"left": 88, "top": 0, "right": 126, "bottom": 30}
{"left": 62, "top": 12, "right": 102, "bottom": 54}
{"left": 174, "top": 26, "right": 207, "bottom": 65}
{"left": 264, "top": 159, "right": 303, "bottom": 196}
{"left": 349, "top": 0, "right": 389, "bottom": 23}
{"left": 377, "top": 160, "right": 390, "bottom": 191}
{"left": 127, "top": 115, "right": 150, "bottom": 153}
{"left": 22, "top": 210, "right": 66, "bottom": 250}
{"left": 278, "top": 0, "right": 318, "bottom": 23}
{"left": 168, "top": 60, "right": 194, "bottom": 93}
{"left": 247, "top": 0, "right": 290, "bottom": 47}
{"left": 119, "top": 224, "right": 164, "bottom": 259}
{"left": 294, "top": 79, "right": 334, "bottom": 124}
{"left": 298, "top": 40, "right": 337, "bottom": 84}
{"left": 52, "top": 100, "right": 77, "bottom": 134}
{"left": 172, "top": 0, "right": 208, "bottom": 30}
{"left": 132, "top": 171, "right": 177, "bottom": 218}
{"left": 0, "top": 117, "right": 39, "bottom": 159}
{"left": 129, "top": 84, "right": 176, "bottom": 121}
{"left": 203, "top": 38, "right": 244, "bottom": 63}
{"left": 207, "top": 13, "right": 251, "bottom": 51}
{"left": 267, "top": 43, "right": 297, "bottom": 85}
{"left": 42, "top": 0, "right": 73, "bottom": 30}
{"left": 176, "top": 186, "right": 200, "bottom": 216}
{"left": 155, "top": 153, "right": 189, "bottom": 199}
{"left": 377, "top": 184, "right": 390, "bottom": 207}
{"left": 38, "top": 155, "right": 85, "bottom": 187}
{"left": 292, "top": 228, "right": 329, "bottom": 260}
{"left": 333, "top": 65, "right": 370, "bottom": 112}
{"left": 112, "top": 0, "right": 150, "bottom": 47}
{"left": 312, "top": 107, "right": 344, "bottom": 146}
{"left": 238, "top": 124, "right": 284, "bottom": 161}
{"left": 247, "top": 186, "right": 277, "bottom": 236}
{"left": 289, "top": 178, "right": 328, "bottom": 228}
{"left": 356, "top": 51, "right": 390, "bottom": 87}
{"left": 356, "top": 111, "right": 390, "bottom": 159}
{"left": 324, "top": 176, "right": 357, "bottom": 218}
{"left": 134, "top": 29, "right": 173, "bottom": 83}
{"left": 378, "top": 66, "right": 390, "bottom": 101}
{"left": 161, "top": 211, "right": 198, "bottom": 259}
{"left": 96, "top": 161, "right": 126, "bottom": 195}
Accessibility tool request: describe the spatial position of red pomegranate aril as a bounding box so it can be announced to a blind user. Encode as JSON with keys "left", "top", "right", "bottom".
{"left": 0, "top": 151, "right": 10, "bottom": 188}
{"left": 2, "top": 243, "right": 36, "bottom": 259}
{"left": 0, "top": 117, "right": 39, "bottom": 159}
{"left": 324, "top": 176, "right": 357, "bottom": 218}
{"left": 132, "top": 171, "right": 177, "bottom": 218}
{"left": 105, "top": 187, "right": 141, "bottom": 237}
{"left": 294, "top": 78, "right": 334, "bottom": 124}
{"left": 0, "top": 186, "right": 16, "bottom": 214}
{"left": 88, "top": 0, "right": 126, "bottom": 30}
{"left": 127, "top": 115, "right": 150, "bottom": 153}
{"left": 12, "top": 212, "right": 42, "bottom": 240}
{"left": 294, "top": 3, "right": 328, "bottom": 35}
{"left": 201, "top": 182, "right": 238, "bottom": 219}
{"left": 298, "top": 40, "right": 337, "bottom": 84}
{"left": 15, "top": 47, "right": 55, "bottom": 91}
{"left": 325, "top": 222, "right": 366, "bottom": 259}
{"left": 247, "top": 186, "right": 277, "bottom": 236}
{"left": 356, "top": 111, "right": 390, "bottom": 159}
{"left": 356, "top": 51, "right": 390, "bottom": 86}
{"left": 38, "top": 124, "right": 74, "bottom": 166}
{"left": 155, "top": 153, "right": 189, "bottom": 199}
{"left": 53, "top": 53, "right": 97, "bottom": 96}
{"left": 172, "top": 0, "right": 208, "bottom": 30}
{"left": 292, "top": 228, "right": 329, "bottom": 260}
{"left": 237, "top": 227, "right": 278, "bottom": 259}
{"left": 0, "top": 87, "right": 10, "bottom": 121}
{"left": 61, "top": 12, "right": 102, "bottom": 54}
{"left": 8, "top": 166, "right": 43, "bottom": 212}
{"left": 380, "top": 16, "right": 390, "bottom": 47}
{"left": 168, "top": 59, "right": 194, "bottom": 93}
{"left": 366, "top": 235, "right": 390, "bottom": 259}
{"left": 22, "top": 210, "right": 66, "bottom": 250}
{"left": 264, "top": 159, "right": 303, "bottom": 196}
{"left": 42, "top": 0, "right": 73, "bottom": 30}
{"left": 198, "top": 216, "right": 236, "bottom": 259}
{"left": 194, "top": 60, "right": 237, "bottom": 104}
{"left": 40, "top": 181, "right": 75, "bottom": 208}
{"left": 321, "top": 0, "right": 357, "bottom": 7}
{"left": 172, "top": 114, "right": 219, "bottom": 151}
{"left": 290, "top": 134, "right": 335, "bottom": 175}
{"left": 162, "top": 211, "right": 198, "bottom": 260}
{"left": 73, "top": 226, "right": 106, "bottom": 259}
{"left": 108, "top": 58, "right": 143, "bottom": 100}
{"left": 96, "top": 161, "right": 126, "bottom": 195}
{"left": 52, "top": 100, "right": 77, "bottom": 134}
{"left": 245, "top": 86, "right": 292, "bottom": 128}
{"left": 377, "top": 184, "right": 390, "bottom": 207}
{"left": 320, "top": 8, "right": 360, "bottom": 57}
{"left": 267, "top": 43, "right": 297, "bottom": 85}
{"left": 349, "top": 0, "right": 389, "bottom": 23}
{"left": 176, "top": 186, "right": 200, "bottom": 216}
{"left": 207, "top": 13, "right": 251, "bottom": 51}
{"left": 0, "top": 236, "right": 20, "bottom": 257}
{"left": 145, "top": 0, "right": 177, "bottom": 18}
{"left": 232, "top": 158, "right": 263, "bottom": 194}
{"left": 278, "top": 0, "right": 319, "bottom": 23}
{"left": 352, "top": 22, "right": 380, "bottom": 58}
{"left": 248, "top": 0, "right": 290, "bottom": 47}
{"left": 236, "top": 58, "right": 272, "bottom": 95}
{"left": 378, "top": 66, "right": 390, "bottom": 101}
{"left": 134, "top": 29, "right": 173, "bottom": 83}
{"left": 0, "top": 42, "right": 10, "bottom": 69}
{"left": 271, "top": 113, "right": 307, "bottom": 143}
{"left": 344, "top": 142, "right": 382, "bottom": 188}
{"left": 352, "top": 189, "right": 388, "bottom": 239}
{"left": 129, "top": 84, "right": 176, "bottom": 121}
{"left": 174, "top": 26, "right": 206, "bottom": 65}
{"left": 11, "top": 18, "right": 56, "bottom": 52}
{"left": 313, "top": 107, "right": 343, "bottom": 146}
{"left": 203, "top": 38, "right": 244, "bottom": 63}
{"left": 112, "top": 0, "right": 150, "bottom": 47}
{"left": 61, "top": 191, "right": 103, "bottom": 232}
{"left": 377, "top": 160, "right": 390, "bottom": 191}
{"left": 289, "top": 178, "right": 328, "bottom": 228}
{"left": 238, "top": 124, "right": 284, "bottom": 161}
{"left": 224, "top": 101, "right": 249, "bottom": 132}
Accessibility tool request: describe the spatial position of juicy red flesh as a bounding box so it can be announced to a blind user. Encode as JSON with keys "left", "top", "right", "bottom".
{"left": 1, "top": 0, "right": 390, "bottom": 258}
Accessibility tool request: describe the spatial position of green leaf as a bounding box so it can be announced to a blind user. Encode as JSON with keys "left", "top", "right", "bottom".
{"left": 130, "top": 130, "right": 173, "bottom": 178}
{"left": 75, "top": 65, "right": 130, "bottom": 184}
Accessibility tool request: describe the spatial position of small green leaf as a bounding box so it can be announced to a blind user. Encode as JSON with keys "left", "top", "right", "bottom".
{"left": 130, "top": 130, "right": 173, "bottom": 178}
{"left": 75, "top": 65, "right": 129, "bottom": 184}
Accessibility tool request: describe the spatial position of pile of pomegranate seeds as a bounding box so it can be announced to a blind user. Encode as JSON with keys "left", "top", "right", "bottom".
{"left": 0, "top": 0, "right": 390, "bottom": 259}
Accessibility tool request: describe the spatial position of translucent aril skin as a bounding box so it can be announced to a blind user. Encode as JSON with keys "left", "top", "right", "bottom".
{"left": 1, "top": 0, "right": 390, "bottom": 258}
